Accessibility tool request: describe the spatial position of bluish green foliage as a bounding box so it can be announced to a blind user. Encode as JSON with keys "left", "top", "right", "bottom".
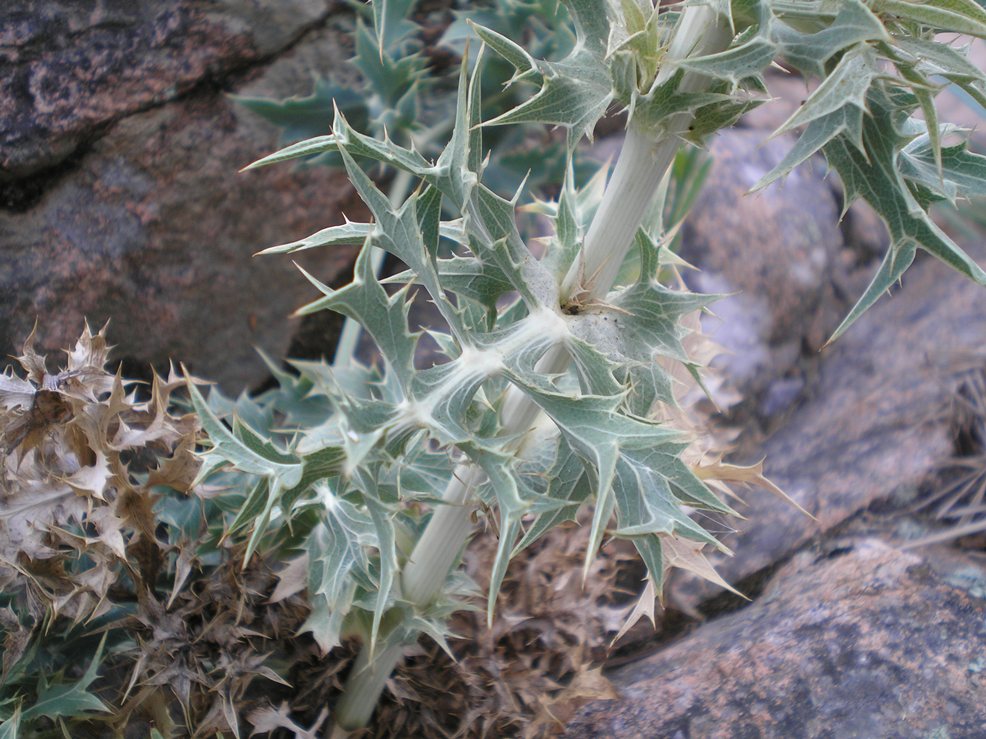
{"left": 226, "top": 39, "right": 729, "bottom": 652}
{"left": 205, "top": 0, "right": 986, "bottom": 726}
{"left": 237, "top": 0, "right": 598, "bottom": 197}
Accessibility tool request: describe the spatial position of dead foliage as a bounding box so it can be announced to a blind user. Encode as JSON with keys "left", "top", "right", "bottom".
{"left": 0, "top": 327, "right": 322, "bottom": 737}
{"left": 910, "top": 366, "right": 986, "bottom": 549}
{"left": 0, "top": 326, "right": 756, "bottom": 737}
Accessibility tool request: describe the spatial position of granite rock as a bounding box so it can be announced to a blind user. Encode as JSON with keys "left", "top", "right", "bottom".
{"left": 0, "top": 0, "right": 331, "bottom": 180}
{"left": 570, "top": 540, "right": 986, "bottom": 738}
{"left": 679, "top": 128, "right": 844, "bottom": 408}
{"left": 671, "top": 249, "right": 986, "bottom": 612}
{"left": 0, "top": 21, "right": 361, "bottom": 389}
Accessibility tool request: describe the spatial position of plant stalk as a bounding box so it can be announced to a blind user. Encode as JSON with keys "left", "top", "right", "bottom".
{"left": 561, "top": 5, "right": 733, "bottom": 301}
{"left": 333, "top": 5, "right": 732, "bottom": 730}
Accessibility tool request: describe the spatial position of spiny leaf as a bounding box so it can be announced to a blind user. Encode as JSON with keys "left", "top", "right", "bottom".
{"left": 295, "top": 241, "right": 420, "bottom": 390}
{"left": 756, "top": 104, "right": 864, "bottom": 190}
{"left": 874, "top": 0, "right": 986, "bottom": 38}
{"left": 354, "top": 472, "right": 400, "bottom": 653}
{"left": 477, "top": 13, "right": 613, "bottom": 147}
{"left": 774, "top": 0, "right": 888, "bottom": 76}
{"left": 371, "top": 0, "right": 418, "bottom": 53}
{"left": 679, "top": 36, "right": 776, "bottom": 85}
{"left": 774, "top": 44, "right": 880, "bottom": 137}
{"left": 22, "top": 634, "right": 110, "bottom": 721}
{"left": 185, "top": 375, "right": 303, "bottom": 489}
{"left": 824, "top": 85, "right": 986, "bottom": 340}
{"left": 302, "top": 489, "right": 375, "bottom": 653}
{"left": 0, "top": 706, "right": 20, "bottom": 739}
{"left": 900, "top": 136, "right": 986, "bottom": 202}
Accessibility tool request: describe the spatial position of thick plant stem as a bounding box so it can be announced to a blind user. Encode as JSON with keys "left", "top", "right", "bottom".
{"left": 559, "top": 125, "right": 679, "bottom": 301}
{"left": 561, "top": 5, "right": 733, "bottom": 301}
{"left": 333, "top": 5, "right": 732, "bottom": 730}
{"left": 401, "top": 465, "right": 484, "bottom": 604}
{"left": 332, "top": 642, "right": 405, "bottom": 732}
{"left": 334, "top": 349, "right": 570, "bottom": 730}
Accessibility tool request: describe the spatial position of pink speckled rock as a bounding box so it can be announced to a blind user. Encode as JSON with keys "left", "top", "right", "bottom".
{"left": 668, "top": 251, "right": 986, "bottom": 614}
{"left": 678, "top": 128, "right": 844, "bottom": 408}
{"left": 0, "top": 19, "right": 362, "bottom": 389}
{"left": 0, "top": 0, "right": 330, "bottom": 179}
{"left": 570, "top": 540, "right": 986, "bottom": 738}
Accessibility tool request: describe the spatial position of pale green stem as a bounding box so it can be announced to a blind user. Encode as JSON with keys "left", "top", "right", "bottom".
{"left": 332, "top": 642, "right": 405, "bottom": 732}
{"left": 334, "top": 5, "right": 732, "bottom": 729}
{"left": 561, "top": 5, "right": 733, "bottom": 301}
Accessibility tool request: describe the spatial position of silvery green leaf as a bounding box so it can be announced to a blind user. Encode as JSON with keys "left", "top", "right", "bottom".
{"left": 352, "top": 21, "right": 426, "bottom": 125}
{"left": 303, "top": 487, "right": 377, "bottom": 653}
{"left": 549, "top": 157, "right": 582, "bottom": 275}
{"left": 679, "top": 36, "right": 776, "bottom": 84}
{"left": 386, "top": 255, "right": 515, "bottom": 309}
{"left": 563, "top": 0, "right": 611, "bottom": 53}
{"left": 477, "top": 10, "right": 612, "bottom": 147}
{"left": 259, "top": 220, "right": 373, "bottom": 255}
{"left": 394, "top": 446, "right": 455, "bottom": 503}
{"left": 756, "top": 103, "right": 864, "bottom": 190}
{"left": 569, "top": 277, "right": 712, "bottom": 366}
{"left": 22, "top": 635, "right": 109, "bottom": 722}
{"left": 296, "top": 241, "right": 419, "bottom": 391}
{"left": 472, "top": 186, "right": 559, "bottom": 308}
{"left": 503, "top": 371, "right": 684, "bottom": 576}
{"left": 242, "top": 135, "right": 340, "bottom": 170}
{"left": 338, "top": 149, "right": 466, "bottom": 342}
{"left": 891, "top": 36, "right": 985, "bottom": 82}
{"left": 0, "top": 706, "right": 19, "bottom": 739}
{"left": 462, "top": 441, "right": 570, "bottom": 622}
{"left": 686, "top": 87, "right": 766, "bottom": 142}
{"left": 824, "top": 85, "right": 986, "bottom": 340}
{"left": 512, "top": 435, "right": 591, "bottom": 554}
{"left": 371, "top": 0, "right": 417, "bottom": 52}
{"left": 186, "top": 379, "right": 303, "bottom": 489}
{"left": 435, "top": 51, "right": 482, "bottom": 210}
{"left": 352, "top": 471, "right": 399, "bottom": 651}
{"left": 565, "top": 334, "right": 624, "bottom": 398}
{"left": 773, "top": 0, "right": 887, "bottom": 76}
{"left": 900, "top": 135, "right": 986, "bottom": 202}
{"left": 629, "top": 70, "right": 733, "bottom": 132}
{"left": 774, "top": 44, "right": 879, "bottom": 136}
{"left": 469, "top": 22, "right": 539, "bottom": 81}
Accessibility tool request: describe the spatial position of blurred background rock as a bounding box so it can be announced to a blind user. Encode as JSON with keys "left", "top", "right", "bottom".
{"left": 0, "top": 0, "right": 362, "bottom": 389}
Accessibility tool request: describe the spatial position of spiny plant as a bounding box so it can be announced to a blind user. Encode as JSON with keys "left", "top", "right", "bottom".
{"left": 0, "top": 330, "right": 328, "bottom": 737}
{"left": 200, "top": 0, "right": 986, "bottom": 733}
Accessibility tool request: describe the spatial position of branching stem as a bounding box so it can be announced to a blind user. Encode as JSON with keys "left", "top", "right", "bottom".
{"left": 334, "top": 5, "right": 732, "bottom": 730}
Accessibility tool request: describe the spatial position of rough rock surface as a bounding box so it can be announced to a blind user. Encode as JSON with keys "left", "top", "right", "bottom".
{"left": 678, "top": 128, "right": 844, "bottom": 408}
{"left": 0, "top": 11, "right": 361, "bottom": 389}
{"left": 570, "top": 540, "right": 986, "bottom": 738}
{"left": 0, "top": 0, "right": 331, "bottom": 180}
{"left": 671, "top": 251, "right": 986, "bottom": 611}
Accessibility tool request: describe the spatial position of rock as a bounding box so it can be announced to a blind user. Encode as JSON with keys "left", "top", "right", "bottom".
{"left": 0, "top": 22, "right": 362, "bottom": 390}
{"left": 679, "top": 128, "right": 844, "bottom": 408}
{"left": 0, "top": 0, "right": 331, "bottom": 180}
{"left": 758, "top": 374, "right": 804, "bottom": 419}
{"left": 671, "top": 250, "right": 986, "bottom": 611}
{"left": 570, "top": 540, "right": 986, "bottom": 738}
{"left": 841, "top": 199, "right": 890, "bottom": 261}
